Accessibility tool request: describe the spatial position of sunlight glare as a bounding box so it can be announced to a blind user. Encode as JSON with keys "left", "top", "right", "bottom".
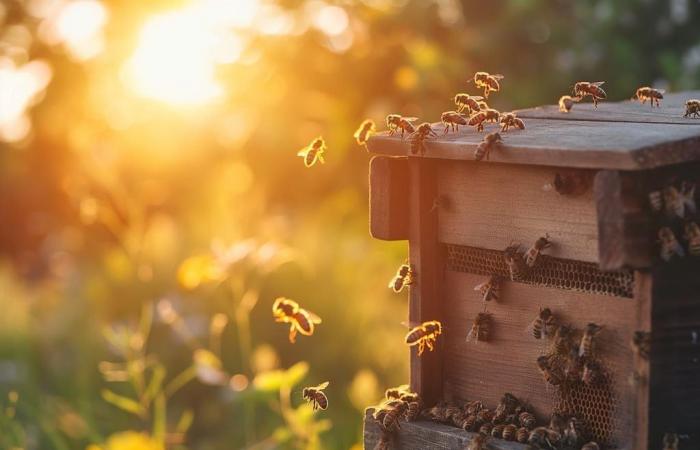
{"left": 0, "top": 58, "right": 52, "bottom": 142}
{"left": 40, "top": 0, "right": 108, "bottom": 60}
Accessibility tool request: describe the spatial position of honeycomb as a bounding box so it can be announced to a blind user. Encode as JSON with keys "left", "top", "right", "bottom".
{"left": 445, "top": 244, "right": 634, "bottom": 298}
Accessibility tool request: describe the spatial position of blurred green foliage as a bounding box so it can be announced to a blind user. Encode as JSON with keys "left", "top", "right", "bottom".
{"left": 0, "top": 0, "right": 698, "bottom": 448}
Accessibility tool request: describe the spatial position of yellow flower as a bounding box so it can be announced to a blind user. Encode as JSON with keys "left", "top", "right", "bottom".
{"left": 87, "top": 432, "right": 163, "bottom": 450}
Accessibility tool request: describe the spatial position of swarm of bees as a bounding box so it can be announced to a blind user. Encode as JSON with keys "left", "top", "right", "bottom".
{"left": 632, "top": 87, "right": 664, "bottom": 108}
{"left": 648, "top": 180, "right": 699, "bottom": 262}
{"left": 302, "top": 381, "right": 329, "bottom": 410}
{"left": 272, "top": 297, "right": 322, "bottom": 344}
{"left": 404, "top": 320, "right": 442, "bottom": 356}
{"left": 297, "top": 137, "right": 327, "bottom": 167}
{"left": 371, "top": 385, "right": 423, "bottom": 447}
{"left": 388, "top": 263, "right": 414, "bottom": 293}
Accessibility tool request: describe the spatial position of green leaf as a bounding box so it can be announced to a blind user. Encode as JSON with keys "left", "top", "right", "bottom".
{"left": 143, "top": 364, "right": 166, "bottom": 405}
{"left": 101, "top": 389, "right": 144, "bottom": 417}
{"left": 253, "top": 361, "right": 308, "bottom": 392}
{"left": 152, "top": 393, "right": 166, "bottom": 444}
{"left": 175, "top": 409, "right": 194, "bottom": 434}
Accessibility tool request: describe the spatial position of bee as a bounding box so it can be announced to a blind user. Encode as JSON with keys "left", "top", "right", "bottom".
{"left": 389, "top": 263, "right": 414, "bottom": 293}
{"left": 383, "top": 401, "right": 408, "bottom": 430}
{"left": 461, "top": 414, "right": 478, "bottom": 431}
{"left": 573, "top": 81, "right": 607, "bottom": 107}
{"left": 471, "top": 72, "right": 504, "bottom": 98}
{"left": 491, "top": 424, "right": 506, "bottom": 438}
{"left": 474, "top": 131, "right": 502, "bottom": 161}
{"left": 354, "top": 119, "right": 376, "bottom": 146}
{"left": 658, "top": 227, "right": 685, "bottom": 261}
{"left": 468, "top": 108, "right": 501, "bottom": 132}
{"left": 479, "top": 423, "right": 494, "bottom": 436}
{"left": 409, "top": 122, "right": 438, "bottom": 155}
{"left": 405, "top": 320, "right": 442, "bottom": 356}
{"left": 272, "top": 297, "right": 322, "bottom": 343}
{"left": 525, "top": 234, "right": 551, "bottom": 268}
{"left": 563, "top": 416, "right": 584, "bottom": 448}
{"left": 297, "top": 137, "right": 327, "bottom": 167}
{"left": 466, "top": 312, "right": 492, "bottom": 343}
{"left": 384, "top": 384, "right": 410, "bottom": 400}
{"left": 633, "top": 87, "right": 665, "bottom": 108}
{"left": 663, "top": 186, "right": 686, "bottom": 218}
{"left": 684, "top": 99, "right": 700, "bottom": 118}
{"left": 423, "top": 404, "right": 449, "bottom": 423}
{"left": 684, "top": 222, "right": 700, "bottom": 256}
{"left": 578, "top": 323, "right": 604, "bottom": 359}
{"left": 663, "top": 433, "right": 679, "bottom": 450}
{"left": 552, "top": 324, "right": 574, "bottom": 356}
{"left": 446, "top": 405, "right": 465, "bottom": 425}
{"left": 302, "top": 381, "right": 329, "bottom": 410}
{"left": 549, "top": 412, "right": 567, "bottom": 434}
{"left": 493, "top": 393, "right": 520, "bottom": 423}
{"left": 516, "top": 427, "right": 529, "bottom": 443}
{"left": 477, "top": 100, "right": 489, "bottom": 110}
{"left": 405, "top": 400, "right": 422, "bottom": 421}
{"left": 518, "top": 412, "right": 536, "bottom": 430}
{"left": 581, "top": 442, "right": 601, "bottom": 450}
{"left": 632, "top": 330, "right": 650, "bottom": 360}
{"left": 502, "top": 424, "right": 518, "bottom": 441}
{"left": 441, "top": 111, "right": 468, "bottom": 134}
{"left": 464, "top": 400, "right": 484, "bottom": 416}
{"left": 504, "top": 243, "right": 530, "bottom": 281}
{"left": 386, "top": 114, "right": 418, "bottom": 138}
{"left": 531, "top": 307, "right": 557, "bottom": 340}
{"left": 476, "top": 408, "right": 495, "bottom": 424}
{"left": 537, "top": 355, "right": 564, "bottom": 386}
{"left": 550, "top": 171, "right": 592, "bottom": 196}
{"left": 454, "top": 93, "right": 485, "bottom": 114}
{"left": 499, "top": 112, "right": 525, "bottom": 132}
{"left": 649, "top": 190, "right": 663, "bottom": 212}
{"left": 558, "top": 95, "right": 581, "bottom": 113}
{"left": 582, "top": 360, "right": 604, "bottom": 386}
{"left": 474, "top": 275, "right": 501, "bottom": 303}
{"left": 466, "top": 434, "right": 490, "bottom": 450}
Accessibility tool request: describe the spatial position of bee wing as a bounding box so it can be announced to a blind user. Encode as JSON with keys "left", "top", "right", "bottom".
{"left": 297, "top": 148, "right": 309, "bottom": 156}
{"left": 315, "top": 381, "right": 330, "bottom": 390}
{"left": 471, "top": 96, "right": 484, "bottom": 101}
{"left": 403, "top": 117, "right": 419, "bottom": 122}
{"left": 307, "top": 311, "right": 322, "bottom": 324}
{"left": 491, "top": 74, "right": 504, "bottom": 80}
{"left": 657, "top": 89, "right": 666, "bottom": 94}
{"left": 592, "top": 81, "right": 606, "bottom": 87}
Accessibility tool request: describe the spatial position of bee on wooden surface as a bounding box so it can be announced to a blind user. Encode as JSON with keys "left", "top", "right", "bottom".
{"left": 579, "top": 323, "right": 604, "bottom": 359}
{"left": 663, "top": 186, "right": 686, "bottom": 218}
{"left": 409, "top": 122, "right": 438, "bottom": 155}
{"left": 272, "top": 297, "right": 322, "bottom": 343}
{"left": 549, "top": 412, "right": 567, "bottom": 434}
{"left": 558, "top": 95, "right": 581, "bottom": 113}
{"left": 460, "top": 414, "right": 478, "bottom": 431}
{"left": 446, "top": 405, "right": 465, "bottom": 424}
{"left": 684, "top": 222, "right": 700, "bottom": 256}
{"left": 474, "top": 131, "right": 502, "bottom": 161}
{"left": 515, "top": 427, "right": 529, "bottom": 443}
{"left": 405, "top": 400, "right": 422, "bottom": 421}
{"left": 531, "top": 307, "right": 557, "bottom": 340}
{"left": 466, "top": 312, "right": 492, "bottom": 343}
{"left": 502, "top": 424, "right": 518, "bottom": 441}
{"left": 382, "top": 401, "right": 407, "bottom": 430}
{"left": 354, "top": 119, "right": 376, "bottom": 146}
{"left": 386, "top": 114, "right": 418, "bottom": 138}
{"left": 658, "top": 227, "right": 685, "bottom": 261}
{"left": 468, "top": 108, "right": 501, "bottom": 132}
{"left": 582, "top": 360, "right": 604, "bottom": 386}
{"left": 297, "top": 137, "right": 327, "bottom": 168}
{"left": 389, "top": 263, "right": 414, "bottom": 293}
{"left": 499, "top": 112, "right": 525, "bottom": 132}
{"left": 632, "top": 330, "right": 651, "bottom": 360}
{"left": 491, "top": 424, "right": 506, "bottom": 438}
{"left": 681, "top": 181, "right": 697, "bottom": 215}
{"left": 563, "top": 416, "right": 584, "bottom": 448}
{"left": 663, "top": 433, "right": 679, "bottom": 450}
{"left": 405, "top": 320, "right": 442, "bottom": 356}
{"left": 471, "top": 72, "right": 504, "bottom": 98}
{"left": 384, "top": 384, "right": 410, "bottom": 400}
{"left": 423, "top": 404, "right": 449, "bottom": 423}
{"left": 633, "top": 86, "right": 665, "bottom": 108}
{"left": 465, "top": 434, "right": 490, "bottom": 450}
{"left": 493, "top": 393, "right": 520, "bottom": 423}
{"left": 464, "top": 400, "right": 485, "bottom": 416}
{"left": 302, "top": 381, "right": 329, "bottom": 410}
{"left": 649, "top": 190, "right": 663, "bottom": 213}
{"left": 441, "top": 111, "right": 469, "bottom": 134}
{"left": 552, "top": 324, "right": 575, "bottom": 356}
{"left": 525, "top": 234, "right": 551, "bottom": 268}
{"left": 479, "top": 422, "right": 494, "bottom": 436}
{"left": 684, "top": 99, "right": 700, "bottom": 118}
{"left": 474, "top": 275, "right": 501, "bottom": 303}
{"left": 518, "top": 411, "right": 536, "bottom": 430}
{"left": 476, "top": 408, "right": 495, "bottom": 425}
{"left": 454, "top": 93, "right": 485, "bottom": 114}
{"left": 573, "top": 81, "right": 607, "bottom": 107}
{"left": 504, "top": 243, "right": 530, "bottom": 281}
{"left": 581, "top": 442, "right": 601, "bottom": 450}
{"left": 537, "top": 355, "right": 565, "bottom": 386}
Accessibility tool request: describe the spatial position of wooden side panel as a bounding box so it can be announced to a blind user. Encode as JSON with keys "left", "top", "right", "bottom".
{"left": 442, "top": 270, "right": 635, "bottom": 446}
{"left": 633, "top": 272, "right": 652, "bottom": 450}
{"left": 369, "top": 156, "right": 409, "bottom": 240}
{"left": 437, "top": 161, "right": 599, "bottom": 263}
{"left": 594, "top": 170, "right": 652, "bottom": 270}
{"left": 407, "top": 158, "right": 444, "bottom": 406}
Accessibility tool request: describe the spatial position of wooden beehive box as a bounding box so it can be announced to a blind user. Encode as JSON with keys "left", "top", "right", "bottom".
{"left": 364, "top": 91, "right": 700, "bottom": 450}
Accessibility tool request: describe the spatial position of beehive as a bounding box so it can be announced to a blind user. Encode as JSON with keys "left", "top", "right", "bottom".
{"left": 363, "top": 91, "right": 700, "bottom": 450}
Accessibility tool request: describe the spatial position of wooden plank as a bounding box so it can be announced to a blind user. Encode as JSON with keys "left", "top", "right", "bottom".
{"left": 517, "top": 90, "right": 700, "bottom": 125}
{"left": 437, "top": 161, "right": 599, "bottom": 263}
{"left": 593, "top": 171, "right": 652, "bottom": 270}
{"left": 407, "top": 158, "right": 444, "bottom": 406}
{"left": 442, "top": 270, "right": 635, "bottom": 446}
{"left": 633, "top": 272, "right": 652, "bottom": 450}
{"left": 369, "top": 156, "right": 409, "bottom": 240}
{"left": 363, "top": 409, "right": 529, "bottom": 450}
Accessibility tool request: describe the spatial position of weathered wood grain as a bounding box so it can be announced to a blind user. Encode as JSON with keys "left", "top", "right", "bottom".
{"left": 363, "top": 409, "right": 529, "bottom": 450}
{"left": 633, "top": 272, "right": 652, "bottom": 450}
{"left": 437, "top": 161, "right": 599, "bottom": 263}
{"left": 370, "top": 156, "right": 409, "bottom": 240}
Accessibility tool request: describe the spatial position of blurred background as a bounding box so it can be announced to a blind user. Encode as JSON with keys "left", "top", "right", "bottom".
{"left": 0, "top": 0, "right": 699, "bottom": 448}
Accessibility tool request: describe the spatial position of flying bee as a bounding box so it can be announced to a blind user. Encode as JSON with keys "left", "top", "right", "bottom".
{"left": 516, "top": 427, "right": 529, "bottom": 443}
{"left": 499, "top": 112, "right": 525, "bottom": 132}
{"left": 386, "top": 114, "right": 418, "bottom": 138}
{"left": 454, "top": 93, "right": 485, "bottom": 114}
{"left": 272, "top": 297, "right": 322, "bottom": 343}
{"left": 663, "top": 433, "right": 679, "bottom": 450}
{"left": 684, "top": 222, "right": 700, "bottom": 256}
{"left": 504, "top": 243, "right": 530, "bottom": 281}
{"left": 632, "top": 330, "right": 650, "bottom": 360}
{"left": 405, "top": 320, "right": 442, "bottom": 356}
{"left": 582, "top": 360, "right": 604, "bottom": 386}
{"left": 468, "top": 108, "right": 501, "bottom": 132}
{"left": 579, "top": 322, "right": 604, "bottom": 359}
{"left": 466, "top": 312, "right": 492, "bottom": 343}
{"left": 518, "top": 411, "right": 536, "bottom": 430}
{"left": 409, "top": 122, "right": 438, "bottom": 155}
{"left": 633, "top": 87, "right": 665, "bottom": 108}
{"left": 525, "top": 234, "right": 551, "bottom": 268}
{"left": 649, "top": 190, "right": 663, "bottom": 212}
{"left": 537, "top": 355, "right": 564, "bottom": 386}
{"left": 530, "top": 307, "right": 557, "bottom": 340}
{"left": 581, "top": 442, "right": 601, "bottom": 450}
{"left": 389, "top": 263, "right": 414, "bottom": 293}
{"left": 684, "top": 99, "right": 700, "bottom": 118}
{"left": 302, "top": 381, "right": 329, "bottom": 410}
{"left": 354, "top": 119, "right": 376, "bottom": 146}
{"left": 441, "top": 111, "right": 468, "bottom": 134}
{"left": 297, "top": 137, "right": 326, "bottom": 167}
{"left": 558, "top": 95, "right": 581, "bottom": 113}
{"left": 474, "top": 131, "right": 502, "bottom": 161}
{"left": 573, "top": 81, "right": 607, "bottom": 107}
{"left": 502, "top": 424, "right": 518, "bottom": 441}
{"left": 466, "top": 434, "right": 490, "bottom": 450}
{"left": 658, "top": 227, "right": 685, "bottom": 261}
{"left": 471, "top": 71, "right": 504, "bottom": 98}
{"left": 474, "top": 275, "right": 501, "bottom": 303}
